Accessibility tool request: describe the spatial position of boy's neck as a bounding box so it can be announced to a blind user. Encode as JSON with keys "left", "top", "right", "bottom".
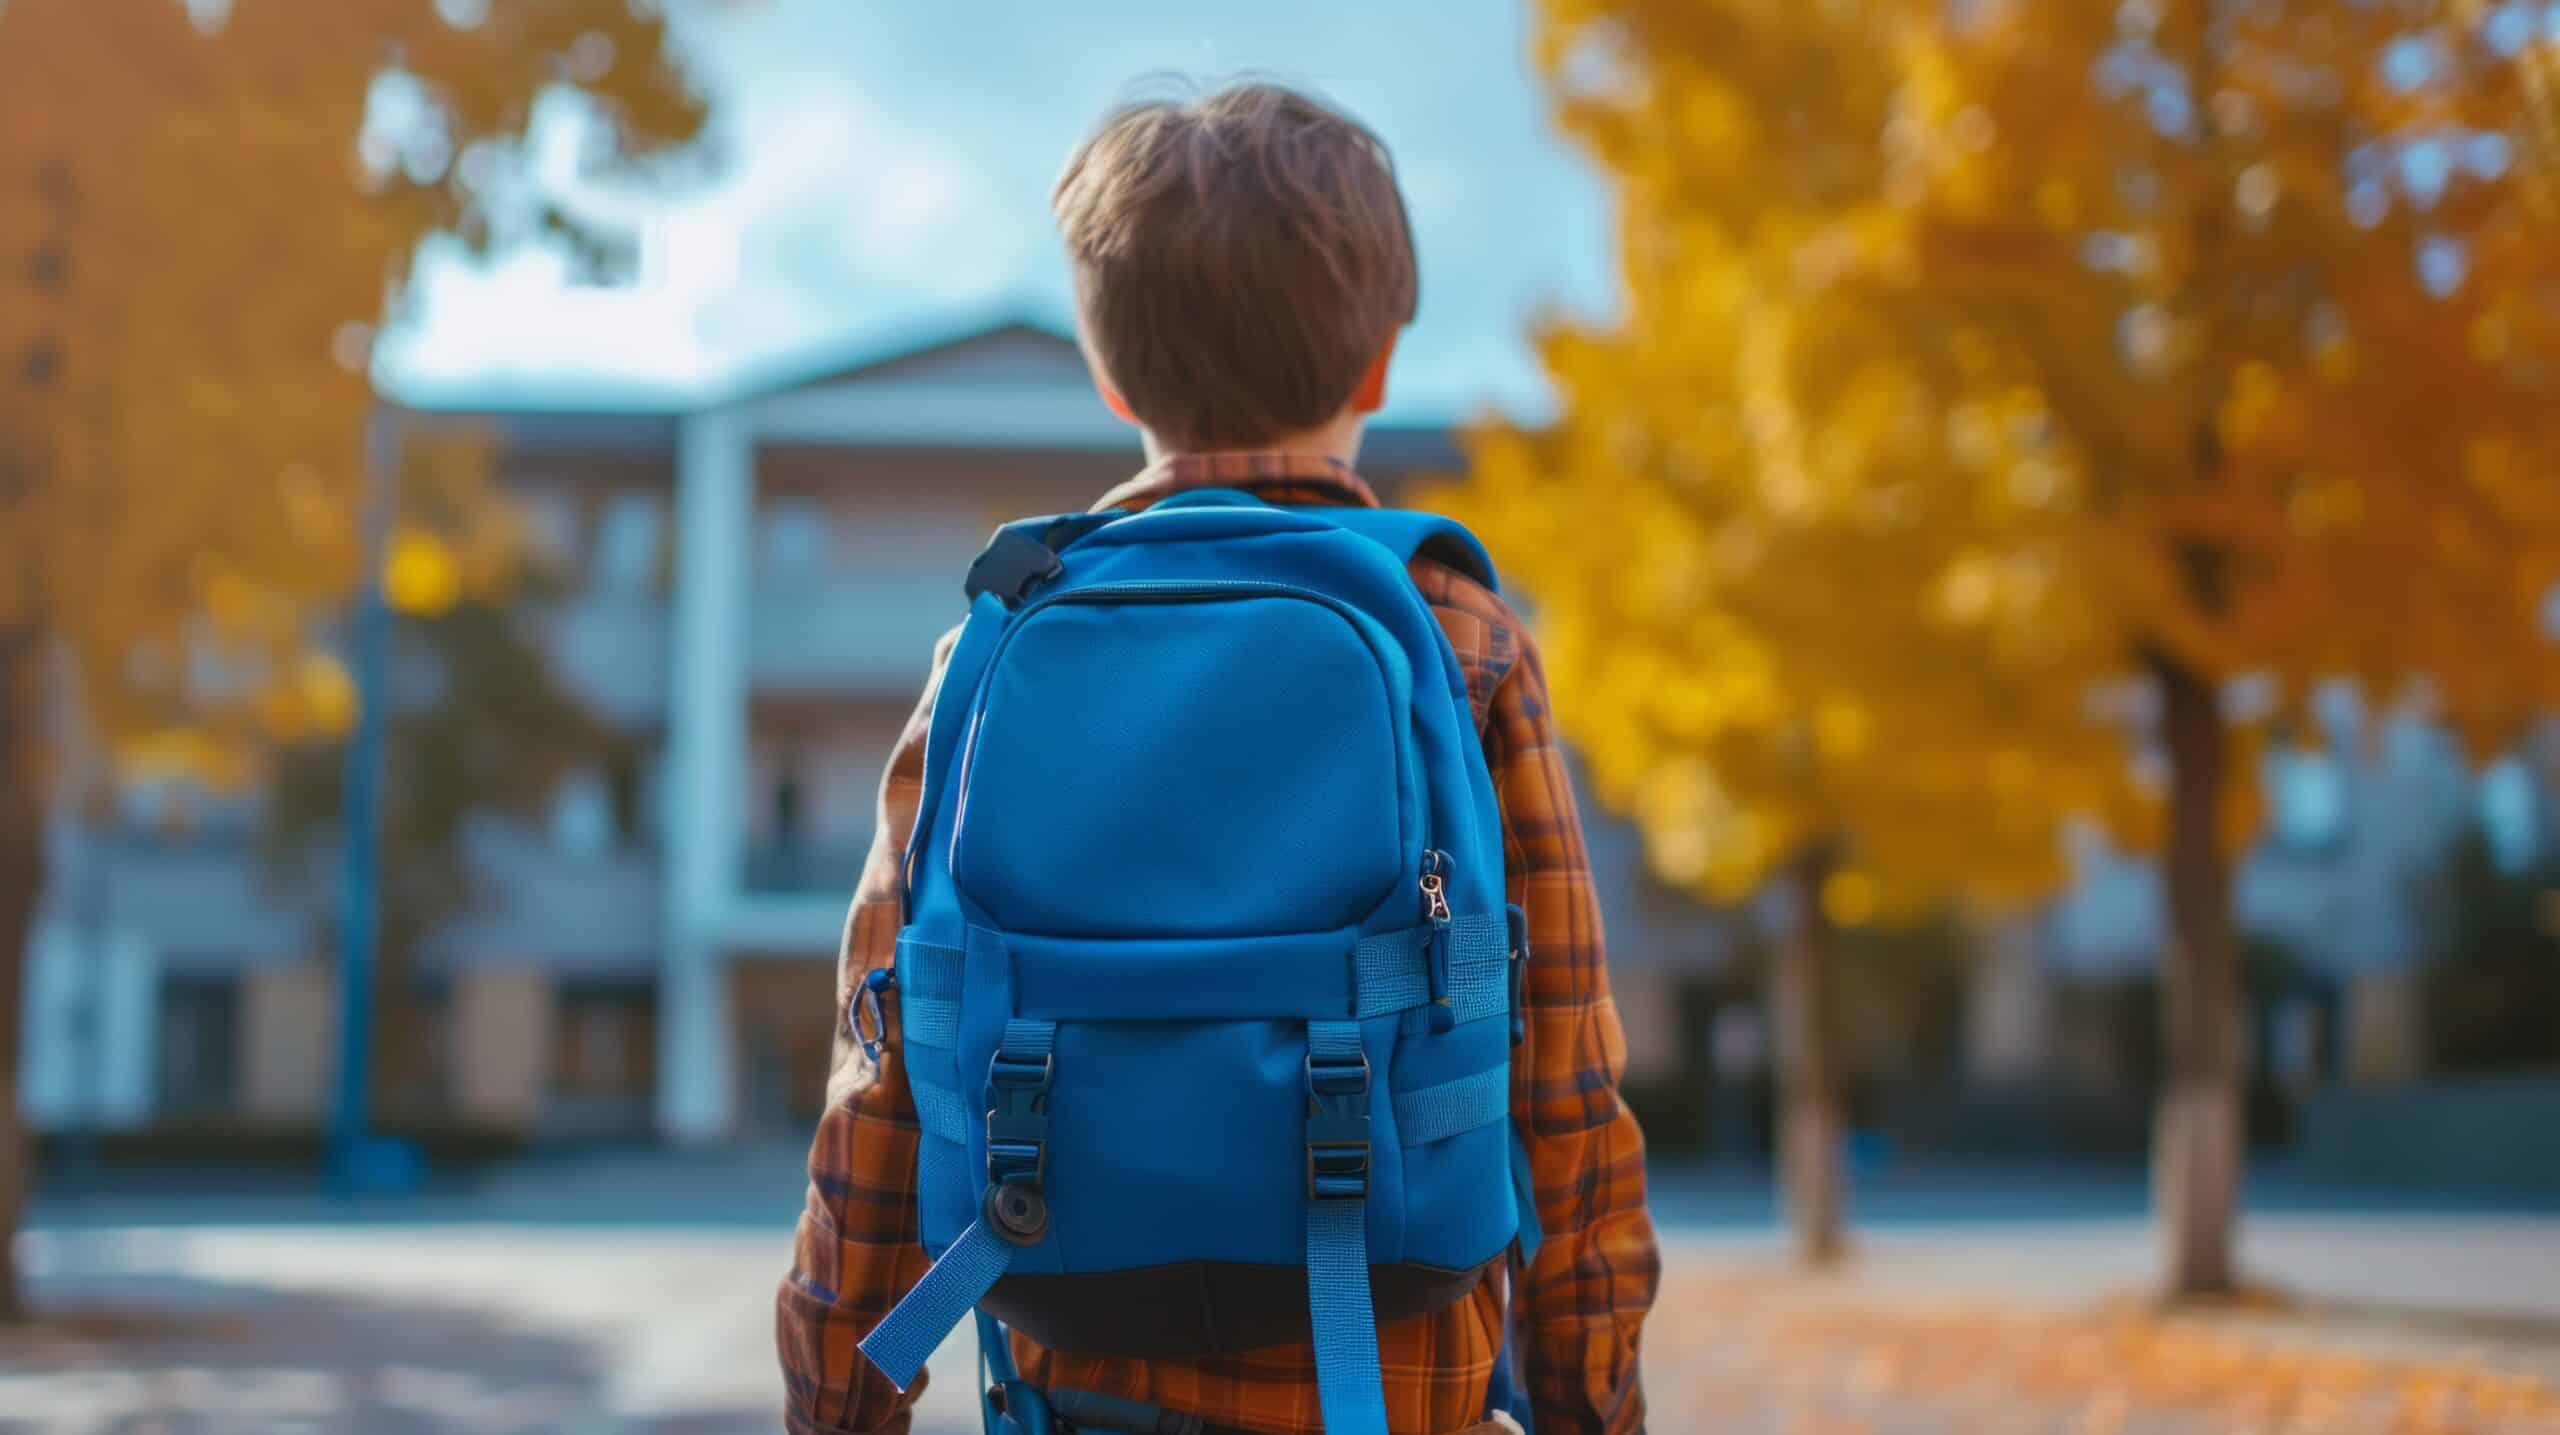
{"left": 1140, "top": 412, "right": 1367, "bottom": 471}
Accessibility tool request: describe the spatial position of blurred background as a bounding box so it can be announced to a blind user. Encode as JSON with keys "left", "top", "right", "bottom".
{"left": 3, "top": 1, "right": 2558, "bottom": 1432}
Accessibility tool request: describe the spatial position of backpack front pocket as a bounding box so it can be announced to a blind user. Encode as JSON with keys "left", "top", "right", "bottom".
{"left": 950, "top": 585, "right": 1413, "bottom": 939}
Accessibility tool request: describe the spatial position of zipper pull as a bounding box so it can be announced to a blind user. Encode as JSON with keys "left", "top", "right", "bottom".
{"left": 1421, "top": 850, "right": 1455, "bottom": 1033}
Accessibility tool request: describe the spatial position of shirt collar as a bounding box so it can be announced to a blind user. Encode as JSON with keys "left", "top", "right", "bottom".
{"left": 1090, "top": 450, "right": 1382, "bottom": 513}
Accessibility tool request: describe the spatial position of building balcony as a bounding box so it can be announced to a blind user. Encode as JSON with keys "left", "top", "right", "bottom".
{"left": 535, "top": 594, "right": 671, "bottom": 726}
{"left": 97, "top": 830, "right": 317, "bottom": 969}
{"left": 427, "top": 821, "right": 664, "bottom": 976}
{"left": 742, "top": 838, "right": 870, "bottom": 897}
{"left": 535, "top": 579, "right": 954, "bottom": 722}
{"left": 748, "top": 581, "right": 951, "bottom": 697}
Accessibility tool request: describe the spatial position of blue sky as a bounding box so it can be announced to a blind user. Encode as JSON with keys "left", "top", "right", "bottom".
{"left": 378, "top": 0, "right": 1619, "bottom": 424}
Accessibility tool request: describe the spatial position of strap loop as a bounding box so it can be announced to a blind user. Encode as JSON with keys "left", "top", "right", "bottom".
{"left": 1391, "top": 1065, "right": 1508, "bottom": 1146}
{"left": 1354, "top": 916, "right": 1510, "bottom": 1021}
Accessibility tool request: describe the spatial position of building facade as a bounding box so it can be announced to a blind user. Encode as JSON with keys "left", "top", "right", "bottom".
{"left": 20, "top": 319, "right": 1730, "bottom": 1144}
{"left": 24, "top": 318, "right": 2544, "bottom": 1151}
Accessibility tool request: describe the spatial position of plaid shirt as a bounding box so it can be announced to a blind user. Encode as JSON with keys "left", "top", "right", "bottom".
{"left": 777, "top": 452, "right": 1659, "bottom": 1435}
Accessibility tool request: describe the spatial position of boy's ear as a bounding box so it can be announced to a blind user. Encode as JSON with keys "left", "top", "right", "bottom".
{"left": 1076, "top": 328, "right": 1142, "bottom": 427}
{"left": 1351, "top": 333, "right": 1399, "bottom": 415}
{"left": 1093, "top": 376, "right": 1140, "bottom": 427}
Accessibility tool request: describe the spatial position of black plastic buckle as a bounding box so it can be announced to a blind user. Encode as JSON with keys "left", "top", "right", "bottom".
{"left": 964, "top": 527, "right": 1066, "bottom": 606}
{"left": 1304, "top": 1050, "right": 1371, "bottom": 1202}
{"left": 985, "top": 1050, "right": 1053, "bottom": 1189}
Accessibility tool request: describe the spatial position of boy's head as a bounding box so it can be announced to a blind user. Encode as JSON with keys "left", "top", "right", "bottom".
{"left": 1054, "top": 81, "right": 1418, "bottom": 454}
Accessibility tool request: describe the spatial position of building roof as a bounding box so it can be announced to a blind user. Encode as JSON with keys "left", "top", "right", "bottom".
{"left": 398, "top": 311, "right": 1464, "bottom": 468}
{"left": 719, "top": 305, "right": 1082, "bottom": 402}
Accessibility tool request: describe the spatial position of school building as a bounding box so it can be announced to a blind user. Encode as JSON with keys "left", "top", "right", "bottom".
{"left": 20, "top": 318, "right": 1742, "bottom": 1145}
{"left": 21, "top": 317, "right": 2551, "bottom": 1161}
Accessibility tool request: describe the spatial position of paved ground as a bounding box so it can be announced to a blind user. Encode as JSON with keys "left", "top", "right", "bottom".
{"left": 6, "top": 1150, "right": 2558, "bottom": 1433}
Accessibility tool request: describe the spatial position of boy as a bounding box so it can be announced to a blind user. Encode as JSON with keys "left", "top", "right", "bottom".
{"left": 776, "top": 81, "right": 1658, "bottom": 1435}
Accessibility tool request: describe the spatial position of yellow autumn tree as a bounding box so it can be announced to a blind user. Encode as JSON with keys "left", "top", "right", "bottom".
{"left": 0, "top": 0, "right": 704, "bottom": 1318}
{"left": 1472, "top": 0, "right": 2560, "bottom": 1296}
{"left": 1441, "top": 248, "right": 2146, "bottom": 1263}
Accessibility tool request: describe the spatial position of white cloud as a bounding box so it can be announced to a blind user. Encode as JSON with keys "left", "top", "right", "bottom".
{"left": 380, "top": 0, "right": 1618, "bottom": 423}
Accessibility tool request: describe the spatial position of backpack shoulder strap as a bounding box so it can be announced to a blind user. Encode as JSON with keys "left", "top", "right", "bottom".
{"left": 1309, "top": 508, "right": 1500, "bottom": 593}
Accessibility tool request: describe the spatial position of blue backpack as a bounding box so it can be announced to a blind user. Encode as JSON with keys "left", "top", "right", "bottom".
{"left": 854, "top": 490, "right": 1541, "bottom": 1435}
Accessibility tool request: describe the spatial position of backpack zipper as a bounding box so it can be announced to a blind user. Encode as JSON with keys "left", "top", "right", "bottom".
{"left": 1421, "top": 848, "right": 1456, "bottom": 1033}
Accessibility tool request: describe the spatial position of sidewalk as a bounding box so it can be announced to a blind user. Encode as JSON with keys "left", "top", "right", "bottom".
{"left": 9, "top": 1157, "right": 2560, "bottom": 1433}
{"left": 1647, "top": 1228, "right": 2560, "bottom": 1434}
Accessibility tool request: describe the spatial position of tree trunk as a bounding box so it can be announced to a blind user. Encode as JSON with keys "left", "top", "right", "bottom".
{"left": 1776, "top": 843, "right": 1845, "bottom": 1266}
{"left": 2153, "top": 652, "right": 2241, "bottom": 1299}
{"left": 0, "top": 632, "right": 47, "bottom": 1321}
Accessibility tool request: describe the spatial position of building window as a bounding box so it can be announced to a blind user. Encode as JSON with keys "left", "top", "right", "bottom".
{"left": 2478, "top": 756, "right": 2543, "bottom": 874}
{"left": 553, "top": 985, "right": 655, "bottom": 1102}
{"left": 771, "top": 759, "right": 805, "bottom": 850}
{"left": 747, "top": 748, "right": 846, "bottom": 892}
{"left": 157, "top": 975, "right": 240, "bottom": 1119}
{"left": 759, "top": 497, "right": 831, "bottom": 583}
{"left": 2270, "top": 748, "right": 2347, "bottom": 854}
{"left": 549, "top": 766, "right": 614, "bottom": 859}
{"left": 592, "top": 491, "right": 664, "bottom": 596}
{"left": 518, "top": 488, "right": 583, "bottom": 572}
{"left": 607, "top": 745, "right": 657, "bottom": 851}
{"left": 116, "top": 780, "right": 260, "bottom": 849}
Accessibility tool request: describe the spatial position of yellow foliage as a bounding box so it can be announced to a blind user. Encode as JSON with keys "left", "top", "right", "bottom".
{"left": 1820, "top": 870, "right": 1880, "bottom": 929}
{"left": 0, "top": 0, "right": 701, "bottom": 780}
{"left": 384, "top": 530, "right": 464, "bottom": 619}
{"left": 1438, "top": 0, "right": 2560, "bottom": 924}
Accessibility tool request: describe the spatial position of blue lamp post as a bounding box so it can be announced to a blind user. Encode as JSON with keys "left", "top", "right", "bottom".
{"left": 329, "top": 407, "right": 424, "bottom": 1197}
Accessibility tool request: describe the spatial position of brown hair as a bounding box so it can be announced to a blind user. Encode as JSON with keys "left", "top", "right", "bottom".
{"left": 1053, "top": 80, "right": 1419, "bottom": 450}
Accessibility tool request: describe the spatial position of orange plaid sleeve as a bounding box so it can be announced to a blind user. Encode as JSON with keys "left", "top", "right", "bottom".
{"left": 775, "top": 628, "right": 951, "bottom": 1435}
{"left": 1412, "top": 566, "right": 1661, "bottom": 1435}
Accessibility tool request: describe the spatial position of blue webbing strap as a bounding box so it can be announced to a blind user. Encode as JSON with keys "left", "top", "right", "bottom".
{"left": 909, "top": 1076, "right": 970, "bottom": 1145}
{"left": 1353, "top": 919, "right": 1512, "bottom": 1021}
{"left": 1046, "top": 1388, "right": 1194, "bottom": 1433}
{"left": 894, "top": 937, "right": 965, "bottom": 1050}
{"left": 975, "top": 1309, "right": 1017, "bottom": 1385}
{"left": 976, "top": 1309, "right": 1055, "bottom": 1435}
{"left": 1446, "top": 912, "right": 1509, "bottom": 1016}
{"left": 894, "top": 937, "right": 967, "bottom": 997}
{"left": 1391, "top": 1065, "right": 1509, "bottom": 1146}
{"left": 858, "top": 1217, "right": 1014, "bottom": 1391}
{"left": 1304, "top": 1019, "right": 1387, "bottom": 1435}
{"left": 861, "top": 1019, "right": 1058, "bottom": 1396}
{"left": 902, "top": 993, "right": 960, "bottom": 1049}
{"left": 896, "top": 936, "right": 967, "bottom": 1140}
{"left": 1351, "top": 928, "right": 1430, "bottom": 1015}
{"left": 997, "top": 1017, "right": 1055, "bottom": 1059}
